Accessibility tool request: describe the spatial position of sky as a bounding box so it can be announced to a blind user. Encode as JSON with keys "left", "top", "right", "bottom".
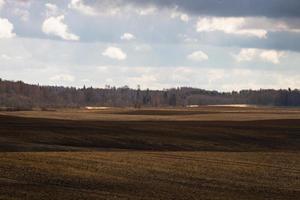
{"left": 0, "top": 0, "right": 300, "bottom": 91}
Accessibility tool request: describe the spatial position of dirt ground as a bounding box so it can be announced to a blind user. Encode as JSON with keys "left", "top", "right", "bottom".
{"left": 0, "top": 107, "right": 299, "bottom": 199}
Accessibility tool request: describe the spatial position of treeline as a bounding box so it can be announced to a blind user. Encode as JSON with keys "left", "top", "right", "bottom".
{"left": 0, "top": 78, "right": 300, "bottom": 108}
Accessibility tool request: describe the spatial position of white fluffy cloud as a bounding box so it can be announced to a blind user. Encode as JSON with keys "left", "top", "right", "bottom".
{"left": 68, "top": 0, "right": 97, "bottom": 16}
{"left": 234, "top": 48, "right": 258, "bottom": 62}
{"left": 0, "top": 18, "right": 16, "bottom": 38}
{"left": 196, "top": 17, "right": 267, "bottom": 38}
{"left": 260, "top": 50, "right": 284, "bottom": 64}
{"left": 234, "top": 48, "right": 284, "bottom": 64}
{"left": 50, "top": 74, "right": 75, "bottom": 82}
{"left": 187, "top": 51, "right": 209, "bottom": 62}
{"left": 102, "top": 47, "right": 127, "bottom": 60}
{"left": 121, "top": 33, "right": 136, "bottom": 41}
{"left": 42, "top": 15, "right": 79, "bottom": 41}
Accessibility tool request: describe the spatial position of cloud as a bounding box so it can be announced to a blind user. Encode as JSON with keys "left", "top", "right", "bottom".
{"left": 234, "top": 48, "right": 284, "bottom": 64}
{"left": 81, "top": 65, "right": 300, "bottom": 91}
{"left": 90, "top": 1, "right": 156, "bottom": 16}
{"left": 196, "top": 17, "right": 267, "bottom": 38}
{"left": 120, "top": 0, "right": 300, "bottom": 18}
{"left": 0, "top": 18, "right": 16, "bottom": 38}
{"left": 170, "top": 8, "right": 189, "bottom": 22}
{"left": 68, "top": 0, "right": 97, "bottom": 16}
{"left": 179, "top": 14, "right": 189, "bottom": 22}
{"left": 42, "top": 15, "right": 79, "bottom": 41}
{"left": 136, "top": 6, "right": 157, "bottom": 15}
{"left": 121, "top": 33, "right": 136, "bottom": 40}
{"left": 0, "top": 0, "right": 5, "bottom": 10}
{"left": 187, "top": 51, "right": 208, "bottom": 62}
{"left": 1, "top": 54, "right": 11, "bottom": 60}
{"left": 234, "top": 48, "right": 258, "bottom": 62}
{"left": 12, "top": 7, "right": 30, "bottom": 21}
{"left": 0, "top": 54, "right": 24, "bottom": 60}
{"left": 50, "top": 74, "right": 75, "bottom": 82}
{"left": 102, "top": 47, "right": 127, "bottom": 60}
{"left": 260, "top": 50, "right": 284, "bottom": 64}
{"left": 6, "top": 0, "right": 31, "bottom": 21}
{"left": 46, "top": 3, "right": 59, "bottom": 17}
{"left": 178, "top": 34, "right": 198, "bottom": 43}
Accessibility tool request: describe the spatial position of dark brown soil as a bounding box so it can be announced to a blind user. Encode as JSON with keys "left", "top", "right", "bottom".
{"left": 0, "top": 110, "right": 299, "bottom": 200}
{"left": 0, "top": 115, "right": 299, "bottom": 152}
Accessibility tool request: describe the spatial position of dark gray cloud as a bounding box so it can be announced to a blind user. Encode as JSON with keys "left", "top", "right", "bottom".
{"left": 124, "top": 0, "right": 300, "bottom": 18}
{"left": 194, "top": 31, "right": 300, "bottom": 52}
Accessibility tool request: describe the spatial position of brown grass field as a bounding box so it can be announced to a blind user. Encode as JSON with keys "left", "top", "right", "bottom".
{"left": 0, "top": 106, "right": 300, "bottom": 199}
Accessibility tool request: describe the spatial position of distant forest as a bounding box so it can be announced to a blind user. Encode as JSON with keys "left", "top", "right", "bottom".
{"left": 0, "top": 78, "right": 300, "bottom": 109}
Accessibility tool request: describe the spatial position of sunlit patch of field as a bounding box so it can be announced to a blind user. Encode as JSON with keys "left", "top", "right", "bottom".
{"left": 208, "top": 104, "right": 254, "bottom": 107}
{"left": 1, "top": 106, "right": 300, "bottom": 121}
{"left": 0, "top": 107, "right": 299, "bottom": 199}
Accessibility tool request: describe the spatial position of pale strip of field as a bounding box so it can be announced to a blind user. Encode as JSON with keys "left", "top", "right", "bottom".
{"left": 208, "top": 104, "right": 254, "bottom": 108}
{"left": 85, "top": 106, "right": 110, "bottom": 110}
{"left": 1, "top": 106, "right": 300, "bottom": 121}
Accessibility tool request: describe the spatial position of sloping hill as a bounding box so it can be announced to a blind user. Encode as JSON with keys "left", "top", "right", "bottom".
{"left": 0, "top": 115, "right": 299, "bottom": 152}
